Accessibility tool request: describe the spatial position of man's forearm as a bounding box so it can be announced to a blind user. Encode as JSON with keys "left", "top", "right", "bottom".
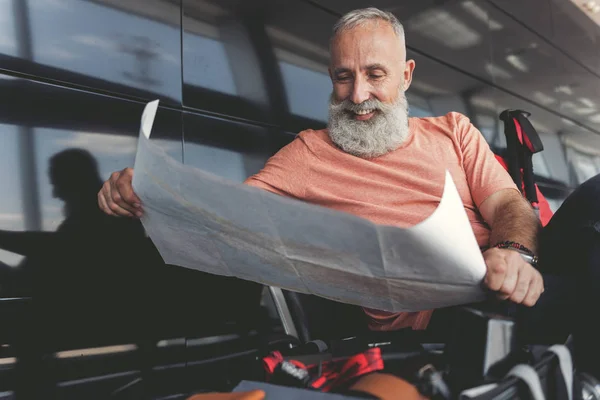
{"left": 488, "top": 196, "right": 541, "bottom": 254}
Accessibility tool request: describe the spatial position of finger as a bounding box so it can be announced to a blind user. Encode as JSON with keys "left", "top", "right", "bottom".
{"left": 496, "top": 291, "right": 510, "bottom": 301}
{"left": 484, "top": 258, "right": 507, "bottom": 291}
{"left": 105, "top": 180, "right": 136, "bottom": 217}
{"left": 499, "top": 260, "right": 519, "bottom": 297}
{"left": 114, "top": 183, "right": 143, "bottom": 217}
{"left": 108, "top": 198, "right": 136, "bottom": 217}
{"left": 109, "top": 175, "right": 138, "bottom": 215}
{"left": 116, "top": 169, "right": 142, "bottom": 208}
{"left": 100, "top": 183, "right": 118, "bottom": 215}
{"left": 510, "top": 265, "right": 533, "bottom": 304}
{"left": 523, "top": 271, "right": 544, "bottom": 307}
{"left": 98, "top": 191, "right": 116, "bottom": 216}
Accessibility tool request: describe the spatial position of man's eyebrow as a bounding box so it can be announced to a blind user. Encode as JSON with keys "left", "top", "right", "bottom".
{"left": 366, "top": 63, "right": 387, "bottom": 71}
{"left": 333, "top": 67, "right": 351, "bottom": 75}
{"left": 332, "top": 64, "right": 388, "bottom": 75}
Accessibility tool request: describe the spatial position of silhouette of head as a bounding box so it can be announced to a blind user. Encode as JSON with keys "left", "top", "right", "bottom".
{"left": 49, "top": 149, "right": 103, "bottom": 206}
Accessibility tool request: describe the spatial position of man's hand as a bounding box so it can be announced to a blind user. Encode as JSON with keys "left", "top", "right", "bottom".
{"left": 98, "top": 168, "right": 143, "bottom": 218}
{"left": 483, "top": 248, "right": 544, "bottom": 307}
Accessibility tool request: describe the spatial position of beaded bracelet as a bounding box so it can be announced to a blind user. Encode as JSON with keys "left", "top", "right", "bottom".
{"left": 494, "top": 241, "right": 538, "bottom": 266}
{"left": 494, "top": 240, "right": 535, "bottom": 256}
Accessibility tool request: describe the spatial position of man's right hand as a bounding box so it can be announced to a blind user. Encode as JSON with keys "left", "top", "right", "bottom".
{"left": 98, "top": 168, "right": 143, "bottom": 218}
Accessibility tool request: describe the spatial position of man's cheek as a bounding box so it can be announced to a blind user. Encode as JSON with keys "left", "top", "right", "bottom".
{"left": 333, "top": 88, "right": 349, "bottom": 102}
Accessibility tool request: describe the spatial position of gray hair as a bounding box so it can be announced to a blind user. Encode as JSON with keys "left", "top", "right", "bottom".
{"left": 332, "top": 7, "right": 405, "bottom": 43}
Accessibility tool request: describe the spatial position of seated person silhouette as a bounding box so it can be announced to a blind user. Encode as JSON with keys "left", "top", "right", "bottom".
{"left": 1, "top": 148, "right": 264, "bottom": 343}
{"left": 0, "top": 148, "right": 151, "bottom": 342}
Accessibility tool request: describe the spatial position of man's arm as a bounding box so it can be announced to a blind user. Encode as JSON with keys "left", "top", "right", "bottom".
{"left": 99, "top": 136, "right": 309, "bottom": 218}
{"left": 479, "top": 188, "right": 541, "bottom": 253}
{"left": 478, "top": 188, "right": 544, "bottom": 307}
{"left": 453, "top": 112, "right": 544, "bottom": 307}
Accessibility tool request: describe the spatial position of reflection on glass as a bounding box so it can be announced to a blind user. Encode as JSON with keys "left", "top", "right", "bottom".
{"left": 409, "top": 80, "right": 450, "bottom": 97}
{"left": 267, "top": 22, "right": 331, "bottom": 123}
{"left": 579, "top": 98, "right": 596, "bottom": 109}
{"left": 33, "top": 129, "right": 181, "bottom": 231}
{"left": 184, "top": 142, "right": 252, "bottom": 183}
{"left": 183, "top": 32, "right": 237, "bottom": 95}
{"left": 0, "top": 138, "right": 152, "bottom": 320}
{"left": 472, "top": 114, "right": 498, "bottom": 144}
{"left": 28, "top": 0, "right": 181, "bottom": 100}
{"left": 488, "top": 4, "right": 600, "bottom": 133}
{"left": 545, "top": 198, "right": 561, "bottom": 213}
{"left": 0, "top": 125, "right": 25, "bottom": 268}
{"left": 460, "top": 1, "right": 503, "bottom": 30}
{"left": 183, "top": 6, "right": 281, "bottom": 122}
{"left": 555, "top": 85, "right": 574, "bottom": 96}
{"left": 279, "top": 61, "right": 330, "bottom": 122}
{"left": 406, "top": 92, "right": 433, "bottom": 118}
{"left": 563, "top": 136, "right": 600, "bottom": 184}
{"left": 532, "top": 152, "right": 551, "bottom": 178}
{"left": 484, "top": 62, "right": 512, "bottom": 80}
{"left": 570, "top": 153, "right": 600, "bottom": 184}
{"left": 505, "top": 54, "right": 529, "bottom": 73}
{"left": 589, "top": 114, "right": 600, "bottom": 124}
{"left": 0, "top": 0, "right": 17, "bottom": 57}
{"left": 407, "top": 9, "right": 481, "bottom": 49}
{"left": 532, "top": 91, "right": 558, "bottom": 106}
{"left": 550, "top": 0, "right": 600, "bottom": 76}
{"left": 429, "top": 94, "right": 469, "bottom": 117}
{"left": 34, "top": 129, "right": 139, "bottom": 231}
{"left": 539, "top": 133, "right": 571, "bottom": 185}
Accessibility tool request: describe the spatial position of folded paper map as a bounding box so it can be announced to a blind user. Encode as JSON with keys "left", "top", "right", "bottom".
{"left": 132, "top": 100, "right": 487, "bottom": 312}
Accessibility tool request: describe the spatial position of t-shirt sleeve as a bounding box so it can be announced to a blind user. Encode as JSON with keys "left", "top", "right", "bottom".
{"left": 244, "top": 134, "right": 312, "bottom": 199}
{"left": 454, "top": 113, "right": 519, "bottom": 207}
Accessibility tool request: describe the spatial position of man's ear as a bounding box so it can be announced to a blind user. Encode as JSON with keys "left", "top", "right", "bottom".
{"left": 403, "top": 59, "right": 416, "bottom": 91}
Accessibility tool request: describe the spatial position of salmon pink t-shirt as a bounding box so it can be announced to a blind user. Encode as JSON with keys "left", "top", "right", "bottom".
{"left": 244, "top": 112, "right": 518, "bottom": 331}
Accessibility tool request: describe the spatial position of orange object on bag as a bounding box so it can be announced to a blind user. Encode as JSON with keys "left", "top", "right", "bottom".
{"left": 349, "top": 373, "right": 429, "bottom": 400}
{"left": 186, "top": 390, "right": 265, "bottom": 400}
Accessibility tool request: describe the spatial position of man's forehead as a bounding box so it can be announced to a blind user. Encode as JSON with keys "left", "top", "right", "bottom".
{"left": 330, "top": 23, "right": 405, "bottom": 65}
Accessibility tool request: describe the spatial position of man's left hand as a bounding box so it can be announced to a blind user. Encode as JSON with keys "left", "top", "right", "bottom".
{"left": 483, "top": 248, "right": 544, "bottom": 307}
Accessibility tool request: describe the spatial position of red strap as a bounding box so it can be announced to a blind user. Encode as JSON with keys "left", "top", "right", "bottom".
{"left": 262, "top": 351, "right": 284, "bottom": 377}
{"left": 513, "top": 117, "right": 524, "bottom": 145}
{"left": 310, "top": 348, "right": 384, "bottom": 392}
{"left": 493, "top": 154, "right": 553, "bottom": 226}
{"left": 261, "top": 348, "right": 385, "bottom": 392}
{"left": 513, "top": 117, "right": 536, "bottom": 153}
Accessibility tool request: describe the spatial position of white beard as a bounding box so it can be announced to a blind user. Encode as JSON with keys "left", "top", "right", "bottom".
{"left": 327, "top": 89, "right": 410, "bottom": 158}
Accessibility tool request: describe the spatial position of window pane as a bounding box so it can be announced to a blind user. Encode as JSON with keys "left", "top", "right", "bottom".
{"left": 279, "top": 61, "right": 329, "bottom": 123}
{"left": 27, "top": 0, "right": 182, "bottom": 102}
{"left": 0, "top": 0, "right": 17, "bottom": 57}
{"left": 183, "top": 32, "right": 238, "bottom": 96}
{"left": 0, "top": 124, "right": 25, "bottom": 268}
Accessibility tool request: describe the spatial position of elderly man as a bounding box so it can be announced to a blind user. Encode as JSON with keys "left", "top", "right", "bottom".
{"left": 98, "top": 8, "right": 599, "bottom": 377}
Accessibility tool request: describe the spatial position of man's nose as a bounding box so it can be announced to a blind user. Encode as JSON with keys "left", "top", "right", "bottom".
{"left": 350, "top": 77, "right": 370, "bottom": 104}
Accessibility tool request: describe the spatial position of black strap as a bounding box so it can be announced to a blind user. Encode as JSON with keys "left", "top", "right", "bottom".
{"left": 499, "top": 110, "right": 523, "bottom": 191}
{"left": 499, "top": 109, "right": 544, "bottom": 206}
